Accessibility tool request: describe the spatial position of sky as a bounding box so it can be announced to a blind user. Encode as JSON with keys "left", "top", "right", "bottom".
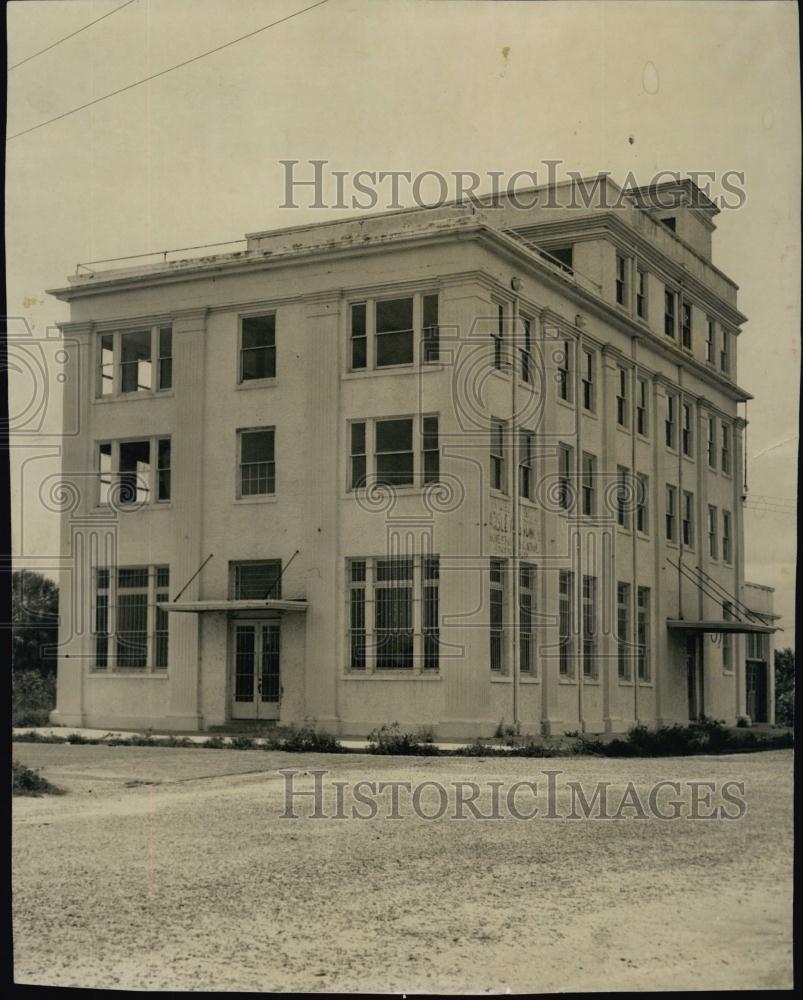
{"left": 6, "top": 0, "right": 800, "bottom": 644}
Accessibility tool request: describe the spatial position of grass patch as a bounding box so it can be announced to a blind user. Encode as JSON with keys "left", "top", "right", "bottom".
{"left": 12, "top": 759, "right": 64, "bottom": 796}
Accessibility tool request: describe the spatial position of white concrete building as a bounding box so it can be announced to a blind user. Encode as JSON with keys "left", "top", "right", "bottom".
{"left": 49, "top": 176, "right": 777, "bottom": 735}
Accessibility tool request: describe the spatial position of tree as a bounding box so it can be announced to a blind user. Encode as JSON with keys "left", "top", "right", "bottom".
{"left": 11, "top": 570, "right": 59, "bottom": 676}
{"left": 774, "top": 647, "right": 795, "bottom": 727}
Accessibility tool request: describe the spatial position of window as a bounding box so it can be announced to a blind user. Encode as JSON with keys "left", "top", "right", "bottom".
{"left": 351, "top": 303, "right": 367, "bottom": 370}
{"left": 616, "top": 466, "right": 631, "bottom": 528}
{"left": 681, "top": 302, "right": 692, "bottom": 349}
{"left": 558, "top": 443, "right": 574, "bottom": 511}
{"left": 665, "top": 393, "right": 677, "bottom": 449}
{"left": 548, "top": 246, "right": 573, "bottom": 272}
{"left": 375, "top": 557, "right": 414, "bottom": 669}
{"left": 636, "top": 377, "right": 649, "bottom": 436}
{"left": 121, "top": 330, "right": 152, "bottom": 393}
{"left": 558, "top": 339, "right": 573, "bottom": 402}
{"left": 582, "top": 575, "right": 597, "bottom": 679}
{"left": 660, "top": 216, "right": 676, "bottom": 232}
{"left": 233, "top": 560, "right": 282, "bottom": 599}
{"left": 722, "top": 602, "right": 733, "bottom": 670}
{"left": 708, "top": 505, "right": 718, "bottom": 559}
{"left": 615, "top": 254, "right": 627, "bottom": 305}
{"left": 616, "top": 367, "right": 629, "bottom": 428}
{"left": 350, "top": 421, "right": 367, "bottom": 489}
{"left": 707, "top": 417, "right": 717, "bottom": 468}
{"left": 722, "top": 510, "right": 732, "bottom": 564}
{"left": 423, "top": 294, "right": 439, "bottom": 363}
{"left": 637, "top": 587, "right": 651, "bottom": 680}
{"left": 521, "top": 316, "right": 533, "bottom": 383}
{"left": 240, "top": 314, "right": 276, "bottom": 382}
{"left": 519, "top": 563, "right": 535, "bottom": 674}
{"left": 350, "top": 293, "right": 439, "bottom": 371}
{"left": 491, "top": 419, "right": 506, "bottom": 493}
{"left": 581, "top": 349, "right": 595, "bottom": 411}
{"left": 97, "top": 437, "right": 171, "bottom": 506}
{"left": 720, "top": 330, "right": 730, "bottom": 375}
{"left": 519, "top": 430, "right": 534, "bottom": 501}
{"left": 422, "top": 556, "right": 440, "bottom": 670}
{"left": 493, "top": 303, "right": 505, "bottom": 370}
{"left": 682, "top": 490, "right": 694, "bottom": 547}
{"left": 681, "top": 402, "right": 693, "bottom": 457}
{"left": 348, "top": 415, "right": 439, "bottom": 490}
{"left": 664, "top": 289, "right": 676, "bottom": 338}
{"left": 376, "top": 297, "right": 414, "bottom": 367}
{"left": 238, "top": 428, "right": 275, "bottom": 497}
{"left": 721, "top": 422, "right": 732, "bottom": 474}
{"left": 346, "top": 555, "right": 440, "bottom": 672}
{"left": 636, "top": 268, "right": 647, "bottom": 319}
{"left": 490, "top": 558, "right": 505, "bottom": 672}
{"left": 581, "top": 452, "right": 596, "bottom": 516}
{"left": 376, "top": 418, "right": 413, "bottom": 486}
{"left": 97, "top": 326, "right": 173, "bottom": 398}
{"left": 94, "top": 565, "right": 170, "bottom": 671}
{"left": 636, "top": 473, "right": 649, "bottom": 534}
{"left": 558, "top": 570, "right": 574, "bottom": 676}
{"left": 349, "top": 560, "right": 366, "bottom": 669}
{"left": 706, "top": 318, "right": 715, "bottom": 364}
{"left": 666, "top": 484, "right": 677, "bottom": 541}
{"left": 617, "top": 582, "right": 631, "bottom": 680}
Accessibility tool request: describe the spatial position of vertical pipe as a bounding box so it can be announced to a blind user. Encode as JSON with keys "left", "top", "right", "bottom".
{"left": 631, "top": 336, "right": 639, "bottom": 723}
{"left": 576, "top": 321, "right": 585, "bottom": 730}
{"left": 511, "top": 294, "right": 520, "bottom": 729}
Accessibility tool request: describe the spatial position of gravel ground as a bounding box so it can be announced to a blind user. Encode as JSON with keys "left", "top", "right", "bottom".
{"left": 13, "top": 744, "right": 793, "bottom": 992}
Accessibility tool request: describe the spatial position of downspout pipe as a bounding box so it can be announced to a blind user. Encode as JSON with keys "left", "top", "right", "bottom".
{"left": 511, "top": 291, "right": 520, "bottom": 730}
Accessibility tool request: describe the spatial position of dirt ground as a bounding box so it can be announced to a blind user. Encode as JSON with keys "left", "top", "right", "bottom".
{"left": 12, "top": 744, "right": 793, "bottom": 992}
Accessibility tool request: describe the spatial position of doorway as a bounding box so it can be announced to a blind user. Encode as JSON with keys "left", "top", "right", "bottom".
{"left": 231, "top": 620, "right": 281, "bottom": 720}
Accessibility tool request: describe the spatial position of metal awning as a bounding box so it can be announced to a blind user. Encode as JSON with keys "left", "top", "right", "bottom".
{"left": 667, "top": 619, "right": 776, "bottom": 635}
{"left": 160, "top": 599, "right": 308, "bottom": 614}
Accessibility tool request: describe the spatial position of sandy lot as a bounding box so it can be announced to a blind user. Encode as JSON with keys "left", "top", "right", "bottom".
{"left": 13, "top": 744, "right": 793, "bottom": 992}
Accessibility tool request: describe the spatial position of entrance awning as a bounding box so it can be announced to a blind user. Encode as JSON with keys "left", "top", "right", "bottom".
{"left": 160, "top": 599, "right": 308, "bottom": 614}
{"left": 666, "top": 618, "right": 776, "bottom": 635}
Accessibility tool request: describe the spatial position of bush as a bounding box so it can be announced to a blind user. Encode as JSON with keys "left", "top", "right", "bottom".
{"left": 12, "top": 731, "right": 65, "bottom": 744}
{"left": 775, "top": 648, "right": 795, "bottom": 726}
{"left": 202, "top": 736, "right": 227, "bottom": 749}
{"left": 269, "top": 726, "right": 343, "bottom": 753}
{"left": 367, "top": 722, "right": 440, "bottom": 756}
{"left": 578, "top": 718, "right": 793, "bottom": 757}
{"left": 66, "top": 732, "right": 98, "bottom": 745}
{"left": 12, "top": 759, "right": 64, "bottom": 796}
{"left": 12, "top": 671, "right": 57, "bottom": 727}
{"left": 230, "top": 735, "right": 256, "bottom": 750}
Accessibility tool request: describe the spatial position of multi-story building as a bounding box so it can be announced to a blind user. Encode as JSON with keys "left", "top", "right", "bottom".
{"left": 48, "top": 176, "right": 777, "bottom": 735}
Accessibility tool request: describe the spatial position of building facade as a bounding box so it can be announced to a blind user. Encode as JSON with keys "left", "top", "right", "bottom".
{"left": 49, "top": 176, "right": 777, "bottom": 736}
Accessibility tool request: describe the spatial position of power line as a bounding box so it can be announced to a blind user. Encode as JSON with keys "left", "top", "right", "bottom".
{"left": 7, "top": 0, "right": 330, "bottom": 141}
{"left": 9, "top": 0, "right": 139, "bottom": 71}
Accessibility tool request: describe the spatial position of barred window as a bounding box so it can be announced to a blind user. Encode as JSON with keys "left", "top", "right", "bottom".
{"left": 94, "top": 565, "right": 169, "bottom": 671}
{"left": 349, "top": 560, "right": 367, "bottom": 670}
{"left": 232, "top": 560, "right": 282, "bottom": 600}
{"left": 375, "top": 558, "right": 414, "bottom": 669}
{"left": 519, "top": 563, "right": 535, "bottom": 675}
{"left": 490, "top": 558, "right": 505, "bottom": 672}
{"left": 558, "top": 570, "right": 574, "bottom": 677}
{"left": 617, "top": 582, "right": 631, "bottom": 680}
{"left": 582, "top": 575, "right": 597, "bottom": 679}
{"left": 423, "top": 556, "right": 440, "bottom": 670}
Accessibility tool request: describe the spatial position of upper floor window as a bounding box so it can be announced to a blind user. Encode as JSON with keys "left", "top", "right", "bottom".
{"left": 490, "top": 558, "right": 506, "bottom": 672}
{"left": 720, "top": 330, "right": 731, "bottom": 376}
{"left": 616, "top": 367, "right": 629, "bottom": 428}
{"left": 581, "top": 349, "right": 595, "bottom": 412}
{"left": 558, "top": 442, "right": 574, "bottom": 511}
{"left": 232, "top": 560, "right": 282, "bottom": 600}
{"left": 349, "top": 292, "right": 438, "bottom": 371}
{"left": 706, "top": 318, "right": 716, "bottom": 364}
{"left": 636, "top": 268, "right": 647, "bottom": 319}
{"left": 615, "top": 254, "right": 627, "bottom": 306}
{"left": 636, "top": 377, "right": 649, "bottom": 437}
{"left": 665, "top": 393, "right": 677, "bottom": 449}
{"left": 97, "top": 437, "right": 171, "bottom": 506}
{"left": 238, "top": 427, "right": 275, "bottom": 497}
{"left": 521, "top": 316, "right": 533, "bottom": 383}
{"left": 682, "top": 490, "right": 695, "bottom": 547}
{"left": 637, "top": 587, "right": 651, "bottom": 681}
{"left": 721, "top": 422, "right": 732, "bottom": 474}
{"left": 582, "top": 452, "right": 596, "bottom": 516}
{"left": 681, "top": 402, "right": 693, "bottom": 457}
{"left": 660, "top": 216, "right": 677, "bottom": 232}
{"left": 636, "top": 472, "right": 649, "bottom": 534}
{"left": 548, "top": 246, "right": 573, "bottom": 273}
{"left": 722, "top": 510, "right": 732, "bottom": 564}
{"left": 681, "top": 302, "right": 692, "bottom": 350}
{"left": 616, "top": 466, "right": 630, "bottom": 529}
{"left": 492, "top": 303, "right": 505, "bottom": 371}
{"left": 558, "top": 339, "right": 573, "bottom": 402}
{"left": 617, "top": 582, "right": 631, "bottom": 680}
{"left": 348, "top": 415, "right": 439, "bottom": 490}
{"left": 491, "top": 419, "right": 507, "bottom": 493}
{"left": 664, "top": 290, "right": 676, "bottom": 339}
{"left": 666, "top": 484, "right": 677, "bottom": 542}
{"left": 98, "top": 326, "right": 173, "bottom": 398}
{"left": 707, "top": 416, "right": 717, "bottom": 468}
{"left": 707, "top": 505, "right": 718, "bottom": 559}
{"left": 240, "top": 314, "right": 276, "bottom": 382}
{"left": 519, "top": 430, "right": 535, "bottom": 501}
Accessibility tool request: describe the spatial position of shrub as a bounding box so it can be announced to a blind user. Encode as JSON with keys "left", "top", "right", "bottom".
{"left": 367, "top": 722, "right": 440, "bottom": 756}
{"left": 230, "top": 735, "right": 256, "bottom": 750}
{"left": 577, "top": 718, "right": 793, "bottom": 757}
{"left": 273, "top": 726, "right": 343, "bottom": 753}
{"left": 202, "top": 736, "right": 227, "bottom": 749}
{"left": 12, "top": 671, "right": 57, "bottom": 727}
{"left": 128, "top": 734, "right": 155, "bottom": 747}
{"left": 12, "top": 731, "right": 65, "bottom": 744}
{"left": 160, "top": 735, "right": 192, "bottom": 748}
{"left": 66, "top": 732, "right": 98, "bottom": 745}
{"left": 12, "top": 760, "right": 64, "bottom": 796}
